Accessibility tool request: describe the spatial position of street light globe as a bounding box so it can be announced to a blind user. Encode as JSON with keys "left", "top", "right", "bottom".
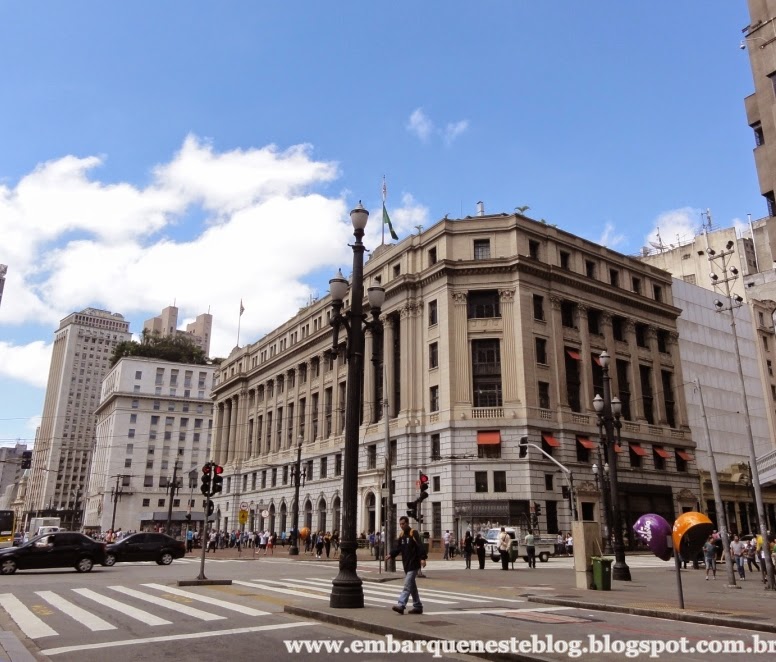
{"left": 329, "top": 270, "right": 349, "bottom": 303}
{"left": 592, "top": 463, "right": 599, "bottom": 475}
{"left": 599, "top": 351, "right": 610, "bottom": 368}
{"left": 611, "top": 397, "right": 622, "bottom": 417}
{"left": 350, "top": 201, "right": 369, "bottom": 230}
{"left": 593, "top": 393, "right": 604, "bottom": 413}
{"left": 367, "top": 285, "right": 385, "bottom": 310}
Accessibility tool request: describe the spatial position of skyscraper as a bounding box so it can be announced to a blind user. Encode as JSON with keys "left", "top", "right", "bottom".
{"left": 143, "top": 305, "right": 213, "bottom": 357}
{"left": 25, "top": 308, "right": 131, "bottom": 528}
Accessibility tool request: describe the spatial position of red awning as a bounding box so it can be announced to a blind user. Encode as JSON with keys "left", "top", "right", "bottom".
{"left": 629, "top": 443, "right": 647, "bottom": 456}
{"left": 676, "top": 449, "right": 693, "bottom": 461}
{"left": 566, "top": 349, "right": 581, "bottom": 360}
{"left": 542, "top": 433, "right": 561, "bottom": 447}
{"left": 653, "top": 446, "right": 670, "bottom": 459}
{"left": 613, "top": 443, "right": 623, "bottom": 453}
{"left": 576, "top": 436, "right": 597, "bottom": 449}
{"left": 477, "top": 431, "right": 501, "bottom": 445}
{"left": 593, "top": 355, "right": 602, "bottom": 366}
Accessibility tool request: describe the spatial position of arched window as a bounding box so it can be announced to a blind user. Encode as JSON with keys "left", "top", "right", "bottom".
{"left": 318, "top": 498, "right": 327, "bottom": 532}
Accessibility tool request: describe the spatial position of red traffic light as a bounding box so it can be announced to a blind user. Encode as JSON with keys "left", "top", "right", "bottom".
{"left": 419, "top": 472, "right": 429, "bottom": 484}
{"left": 202, "top": 464, "right": 211, "bottom": 474}
{"left": 214, "top": 465, "right": 224, "bottom": 475}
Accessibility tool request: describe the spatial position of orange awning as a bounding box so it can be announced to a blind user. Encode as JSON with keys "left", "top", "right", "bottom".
{"left": 613, "top": 443, "right": 623, "bottom": 453}
{"left": 542, "top": 433, "right": 561, "bottom": 447}
{"left": 653, "top": 446, "right": 670, "bottom": 459}
{"left": 676, "top": 449, "right": 693, "bottom": 461}
{"left": 593, "top": 355, "right": 602, "bottom": 366}
{"left": 566, "top": 349, "right": 581, "bottom": 360}
{"left": 576, "top": 436, "right": 597, "bottom": 449}
{"left": 477, "top": 431, "right": 501, "bottom": 445}
{"left": 629, "top": 443, "right": 647, "bottom": 456}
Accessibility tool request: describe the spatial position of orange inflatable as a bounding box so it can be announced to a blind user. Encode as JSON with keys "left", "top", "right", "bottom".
{"left": 672, "top": 512, "right": 713, "bottom": 559}
{"left": 299, "top": 527, "right": 310, "bottom": 541}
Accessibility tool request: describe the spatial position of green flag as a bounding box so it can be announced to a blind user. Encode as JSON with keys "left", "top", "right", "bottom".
{"left": 383, "top": 203, "right": 399, "bottom": 241}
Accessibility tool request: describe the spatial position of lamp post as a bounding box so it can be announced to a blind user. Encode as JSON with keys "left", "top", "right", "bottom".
{"left": 328, "top": 202, "right": 385, "bottom": 609}
{"left": 591, "top": 456, "right": 613, "bottom": 555}
{"left": 708, "top": 240, "right": 776, "bottom": 590}
{"left": 593, "top": 351, "right": 631, "bottom": 581}
{"left": 289, "top": 436, "right": 306, "bottom": 556}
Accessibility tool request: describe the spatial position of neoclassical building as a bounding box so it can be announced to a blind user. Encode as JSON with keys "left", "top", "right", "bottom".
{"left": 211, "top": 210, "right": 701, "bottom": 547}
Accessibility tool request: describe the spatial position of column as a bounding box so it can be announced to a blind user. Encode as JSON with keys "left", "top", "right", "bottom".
{"left": 549, "top": 296, "right": 568, "bottom": 410}
{"left": 600, "top": 312, "right": 618, "bottom": 395}
{"left": 669, "top": 331, "right": 688, "bottom": 428}
{"left": 214, "top": 403, "right": 225, "bottom": 465}
{"left": 363, "top": 334, "right": 375, "bottom": 424}
{"left": 399, "top": 305, "right": 413, "bottom": 414}
{"left": 383, "top": 315, "right": 396, "bottom": 418}
{"left": 499, "top": 289, "right": 518, "bottom": 404}
{"left": 228, "top": 396, "right": 239, "bottom": 464}
{"left": 237, "top": 388, "right": 249, "bottom": 463}
{"left": 577, "top": 304, "right": 593, "bottom": 412}
{"left": 624, "top": 319, "right": 645, "bottom": 422}
{"left": 301, "top": 361, "right": 312, "bottom": 443}
{"left": 408, "top": 301, "right": 423, "bottom": 416}
{"left": 222, "top": 400, "right": 232, "bottom": 465}
{"left": 647, "top": 325, "right": 666, "bottom": 425}
{"left": 451, "top": 292, "right": 471, "bottom": 405}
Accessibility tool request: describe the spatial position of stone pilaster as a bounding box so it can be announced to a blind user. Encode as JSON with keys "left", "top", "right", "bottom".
{"left": 451, "top": 292, "right": 471, "bottom": 405}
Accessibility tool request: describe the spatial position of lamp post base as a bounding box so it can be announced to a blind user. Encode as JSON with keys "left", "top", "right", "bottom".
{"left": 330, "top": 543, "right": 364, "bottom": 608}
{"left": 613, "top": 561, "right": 631, "bottom": 581}
{"left": 289, "top": 545, "right": 299, "bottom": 556}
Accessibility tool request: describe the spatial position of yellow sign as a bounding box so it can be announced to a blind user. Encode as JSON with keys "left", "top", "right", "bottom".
{"left": 238, "top": 510, "right": 249, "bottom": 525}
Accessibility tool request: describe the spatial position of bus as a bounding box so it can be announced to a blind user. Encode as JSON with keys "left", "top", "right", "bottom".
{"left": 0, "top": 510, "right": 15, "bottom": 548}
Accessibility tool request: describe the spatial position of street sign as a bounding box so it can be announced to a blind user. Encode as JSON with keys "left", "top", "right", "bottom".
{"left": 238, "top": 510, "right": 249, "bottom": 525}
{"left": 240, "top": 501, "right": 249, "bottom": 511}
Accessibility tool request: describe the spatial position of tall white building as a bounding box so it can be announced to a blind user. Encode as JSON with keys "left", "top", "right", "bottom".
{"left": 83, "top": 357, "right": 215, "bottom": 535}
{"left": 25, "top": 308, "right": 131, "bottom": 529}
{"left": 0, "top": 443, "right": 27, "bottom": 510}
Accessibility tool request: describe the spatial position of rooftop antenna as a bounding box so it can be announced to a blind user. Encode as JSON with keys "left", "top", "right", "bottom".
{"left": 649, "top": 227, "right": 666, "bottom": 252}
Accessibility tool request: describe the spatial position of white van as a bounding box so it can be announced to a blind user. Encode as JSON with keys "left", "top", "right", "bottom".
{"left": 483, "top": 527, "right": 517, "bottom": 560}
{"left": 484, "top": 527, "right": 556, "bottom": 563}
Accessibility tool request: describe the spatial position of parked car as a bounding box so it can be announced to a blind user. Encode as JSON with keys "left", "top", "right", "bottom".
{"left": 0, "top": 532, "right": 106, "bottom": 574}
{"left": 104, "top": 532, "right": 186, "bottom": 566}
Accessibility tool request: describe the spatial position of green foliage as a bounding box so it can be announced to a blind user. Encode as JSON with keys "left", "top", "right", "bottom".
{"left": 110, "top": 329, "right": 208, "bottom": 367}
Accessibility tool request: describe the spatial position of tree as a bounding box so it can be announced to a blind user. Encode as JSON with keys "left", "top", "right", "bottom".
{"left": 110, "top": 329, "right": 208, "bottom": 367}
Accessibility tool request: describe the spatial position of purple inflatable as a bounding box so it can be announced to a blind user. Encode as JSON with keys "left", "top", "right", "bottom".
{"left": 632, "top": 513, "right": 672, "bottom": 561}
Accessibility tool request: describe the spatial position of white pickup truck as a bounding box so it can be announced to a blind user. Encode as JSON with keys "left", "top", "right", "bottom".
{"left": 484, "top": 527, "right": 556, "bottom": 563}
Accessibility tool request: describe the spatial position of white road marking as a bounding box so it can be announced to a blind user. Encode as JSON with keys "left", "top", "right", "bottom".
{"left": 281, "top": 578, "right": 454, "bottom": 605}
{"left": 36, "top": 591, "right": 116, "bottom": 631}
{"left": 39, "top": 622, "right": 312, "bottom": 656}
{"left": 72, "top": 588, "right": 172, "bottom": 626}
{"left": 108, "top": 586, "right": 226, "bottom": 621}
{"left": 141, "top": 583, "right": 269, "bottom": 616}
{"left": 233, "top": 580, "right": 330, "bottom": 601}
{"left": 426, "top": 606, "right": 575, "bottom": 616}
{"left": 0, "top": 593, "right": 58, "bottom": 639}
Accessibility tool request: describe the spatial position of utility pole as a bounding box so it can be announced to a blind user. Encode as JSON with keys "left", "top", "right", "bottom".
{"left": 110, "top": 474, "right": 127, "bottom": 532}
{"left": 165, "top": 458, "right": 181, "bottom": 536}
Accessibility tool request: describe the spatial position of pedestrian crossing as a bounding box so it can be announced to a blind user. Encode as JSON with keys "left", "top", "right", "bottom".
{"left": 235, "top": 576, "right": 528, "bottom": 608}
{"left": 0, "top": 584, "right": 270, "bottom": 645}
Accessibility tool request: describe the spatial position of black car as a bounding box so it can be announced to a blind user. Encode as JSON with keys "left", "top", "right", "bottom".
{"left": 0, "top": 532, "right": 106, "bottom": 575}
{"left": 105, "top": 533, "right": 186, "bottom": 566}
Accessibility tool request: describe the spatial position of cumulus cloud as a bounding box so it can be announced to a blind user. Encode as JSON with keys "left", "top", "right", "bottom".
{"left": 406, "top": 108, "right": 468, "bottom": 145}
{"left": 0, "top": 134, "right": 358, "bottom": 366}
{"left": 644, "top": 207, "right": 700, "bottom": 250}
{"left": 598, "top": 222, "right": 626, "bottom": 249}
{"left": 386, "top": 193, "right": 431, "bottom": 237}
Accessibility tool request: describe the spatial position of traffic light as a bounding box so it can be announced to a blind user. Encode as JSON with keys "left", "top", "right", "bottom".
{"left": 406, "top": 500, "right": 418, "bottom": 520}
{"left": 207, "top": 500, "right": 215, "bottom": 517}
{"left": 211, "top": 465, "right": 224, "bottom": 495}
{"left": 418, "top": 471, "right": 429, "bottom": 503}
{"left": 519, "top": 436, "right": 528, "bottom": 459}
{"left": 21, "top": 451, "right": 32, "bottom": 470}
{"left": 200, "top": 464, "right": 212, "bottom": 496}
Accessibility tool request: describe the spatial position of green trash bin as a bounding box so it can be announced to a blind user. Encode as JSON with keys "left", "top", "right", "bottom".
{"left": 591, "top": 556, "right": 613, "bottom": 591}
{"left": 509, "top": 540, "right": 520, "bottom": 566}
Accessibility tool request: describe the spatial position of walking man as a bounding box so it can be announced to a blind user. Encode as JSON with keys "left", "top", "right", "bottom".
{"left": 443, "top": 530, "right": 451, "bottom": 560}
{"left": 730, "top": 535, "right": 746, "bottom": 580}
{"left": 387, "top": 516, "right": 427, "bottom": 615}
{"left": 524, "top": 530, "right": 536, "bottom": 568}
{"left": 703, "top": 534, "right": 717, "bottom": 580}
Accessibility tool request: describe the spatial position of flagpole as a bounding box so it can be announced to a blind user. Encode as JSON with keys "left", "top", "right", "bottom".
{"left": 237, "top": 312, "right": 241, "bottom": 347}
{"left": 381, "top": 175, "right": 386, "bottom": 246}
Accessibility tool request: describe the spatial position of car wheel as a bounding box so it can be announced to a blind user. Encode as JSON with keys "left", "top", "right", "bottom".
{"left": 158, "top": 552, "right": 174, "bottom": 566}
{"left": 539, "top": 552, "right": 550, "bottom": 563}
{"left": 76, "top": 557, "right": 94, "bottom": 573}
{"left": 1, "top": 558, "right": 17, "bottom": 575}
{"left": 104, "top": 553, "right": 117, "bottom": 567}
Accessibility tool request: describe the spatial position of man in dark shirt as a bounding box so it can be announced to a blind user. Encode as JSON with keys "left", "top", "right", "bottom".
{"left": 387, "top": 516, "right": 427, "bottom": 614}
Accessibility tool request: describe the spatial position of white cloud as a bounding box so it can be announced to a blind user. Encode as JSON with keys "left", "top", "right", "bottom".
{"left": 0, "top": 340, "right": 52, "bottom": 388}
{"left": 407, "top": 108, "right": 434, "bottom": 142}
{"left": 598, "top": 222, "right": 626, "bottom": 249}
{"left": 443, "top": 120, "right": 469, "bottom": 145}
{"left": 0, "top": 135, "right": 358, "bottom": 360}
{"left": 645, "top": 207, "right": 700, "bottom": 250}
{"left": 388, "top": 193, "right": 430, "bottom": 236}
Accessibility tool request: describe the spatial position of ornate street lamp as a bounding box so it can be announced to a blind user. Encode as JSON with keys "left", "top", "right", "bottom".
{"left": 591, "top": 458, "right": 613, "bottom": 554}
{"left": 289, "top": 435, "right": 306, "bottom": 556}
{"left": 593, "top": 351, "right": 631, "bottom": 581}
{"left": 328, "top": 202, "right": 385, "bottom": 609}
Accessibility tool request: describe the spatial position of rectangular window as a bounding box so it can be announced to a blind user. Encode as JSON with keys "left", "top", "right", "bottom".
{"left": 662, "top": 370, "right": 676, "bottom": 427}
{"left": 428, "top": 247, "right": 437, "bottom": 265}
{"left": 544, "top": 474, "right": 554, "bottom": 491}
{"left": 124, "top": 458, "right": 132, "bottom": 468}
{"left": 367, "top": 444, "right": 377, "bottom": 469}
{"left": 431, "top": 434, "right": 441, "bottom": 460}
{"left": 640, "top": 364, "right": 654, "bottom": 424}
{"left": 565, "top": 348, "right": 581, "bottom": 413}
{"left": 335, "top": 453, "right": 342, "bottom": 476}
{"left": 132, "top": 399, "right": 139, "bottom": 409}
{"left": 635, "top": 323, "right": 648, "bottom": 348}
{"left": 612, "top": 316, "right": 625, "bottom": 342}
{"left": 144, "top": 475, "right": 153, "bottom": 487}
{"left": 433, "top": 476, "right": 440, "bottom": 492}
{"left": 135, "top": 371, "right": 142, "bottom": 380}
{"left": 609, "top": 269, "right": 619, "bottom": 287}
{"left": 753, "top": 121, "right": 765, "bottom": 147}
{"left": 560, "top": 301, "right": 575, "bottom": 328}
{"left": 158, "top": 499, "right": 165, "bottom": 507}
{"left": 129, "top": 413, "right": 137, "bottom": 424}
{"left": 532, "top": 294, "right": 544, "bottom": 321}
{"left": 535, "top": 337, "right": 548, "bottom": 364}
{"left": 467, "top": 290, "right": 500, "bottom": 319}
{"left": 474, "top": 471, "right": 488, "bottom": 493}
{"left": 653, "top": 446, "right": 667, "bottom": 471}
{"left": 538, "top": 381, "right": 550, "bottom": 409}
{"left": 271, "top": 468, "right": 277, "bottom": 487}
{"left": 632, "top": 277, "right": 642, "bottom": 294}
{"left": 473, "top": 239, "right": 491, "bottom": 260}
{"left": 471, "top": 339, "right": 502, "bottom": 407}
{"left": 428, "top": 300, "right": 438, "bottom": 326}
{"left": 429, "top": 385, "right": 439, "bottom": 412}
{"left": 320, "top": 457, "right": 328, "bottom": 478}
{"left": 653, "top": 284, "right": 663, "bottom": 303}
{"left": 560, "top": 251, "right": 570, "bottom": 269}
{"left": 585, "top": 260, "right": 596, "bottom": 279}
{"left": 657, "top": 330, "right": 669, "bottom": 354}
{"left": 142, "top": 498, "right": 150, "bottom": 507}
{"left": 493, "top": 471, "right": 507, "bottom": 493}
{"left": 429, "top": 342, "right": 439, "bottom": 369}
{"left": 528, "top": 239, "right": 540, "bottom": 259}
{"left": 587, "top": 309, "right": 601, "bottom": 335}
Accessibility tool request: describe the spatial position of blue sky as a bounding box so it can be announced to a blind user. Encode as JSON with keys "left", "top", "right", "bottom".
{"left": 0, "top": 1, "right": 759, "bottom": 448}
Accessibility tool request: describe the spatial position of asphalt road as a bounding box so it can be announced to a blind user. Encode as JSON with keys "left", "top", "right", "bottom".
{"left": 1, "top": 552, "right": 774, "bottom": 661}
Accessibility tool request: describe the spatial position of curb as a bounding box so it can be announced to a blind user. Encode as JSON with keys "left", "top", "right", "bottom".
{"left": 526, "top": 595, "right": 776, "bottom": 634}
{"left": 283, "top": 605, "right": 555, "bottom": 662}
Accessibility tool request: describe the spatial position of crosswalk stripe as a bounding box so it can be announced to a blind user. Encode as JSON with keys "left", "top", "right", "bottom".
{"left": 232, "top": 580, "right": 330, "bottom": 601}
{"left": 72, "top": 589, "right": 172, "bottom": 626}
{"left": 257, "top": 578, "right": 398, "bottom": 605}
{"left": 291, "top": 577, "right": 459, "bottom": 604}
{"left": 35, "top": 591, "right": 116, "bottom": 631}
{"left": 142, "top": 584, "right": 269, "bottom": 617}
{"left": 0, "top": 593, "right": 58, "bottom": 639}
{"left": 108, "top": 586, "right": 226, "bottom": 621}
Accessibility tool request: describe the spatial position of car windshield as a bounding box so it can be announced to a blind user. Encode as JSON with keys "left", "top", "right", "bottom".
{"left": 485, "top": 529, "right": 515, "bottom": 541}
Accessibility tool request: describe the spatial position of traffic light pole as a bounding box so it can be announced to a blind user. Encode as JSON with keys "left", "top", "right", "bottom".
{"left": 197, "top": 497, "right": 210, "bottom": 581}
